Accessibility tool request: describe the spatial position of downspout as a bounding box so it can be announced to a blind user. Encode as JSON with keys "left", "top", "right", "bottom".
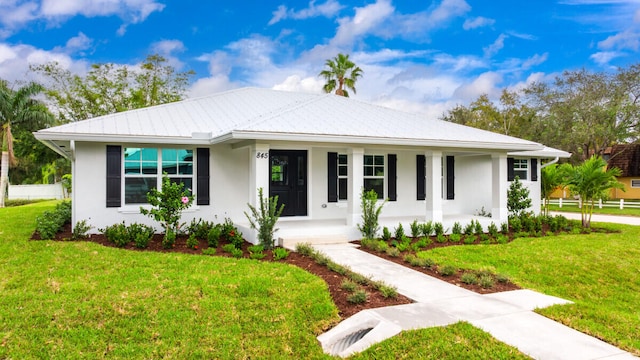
{"left": 540, "top": 157, "right": 559, "bottom": 169}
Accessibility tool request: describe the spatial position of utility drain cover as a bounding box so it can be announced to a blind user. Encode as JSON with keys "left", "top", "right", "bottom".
{"left": 331, "top": 328, "right": 374, "bottom": 355}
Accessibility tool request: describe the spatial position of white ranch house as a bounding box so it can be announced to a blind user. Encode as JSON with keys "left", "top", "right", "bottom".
{"left": 35, "top": 88, "right": 569, "bottom": 246}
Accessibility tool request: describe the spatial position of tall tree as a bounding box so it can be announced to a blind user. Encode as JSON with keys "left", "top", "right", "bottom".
{"left": 564, "top": 155, "right": 624, "bottom": 228}
{"left": 31, "top": 54, "right": 194, "bottom": 123}
{"left": 0, "top": 80, "right": 54, "bottom": 207}
{"left": 319, "top": 53, "right": 363, "bottom": 97}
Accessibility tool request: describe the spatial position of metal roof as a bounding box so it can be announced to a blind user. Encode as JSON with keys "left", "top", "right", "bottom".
{"left": 35, "top": 87, "right": 547, "bottom": 157}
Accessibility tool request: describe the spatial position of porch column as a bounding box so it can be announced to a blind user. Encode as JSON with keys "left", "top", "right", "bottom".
{"left": 425, "top": 150, "right": 443, "bottom": 223}
{"left": 347, "top": 148, "right": 364, "bottom": 226}
{"left": 250, "top": 143, "right": 270, "bottom": 207}
{"left": 491, "top": 154, "right": 508, "bottom": 223}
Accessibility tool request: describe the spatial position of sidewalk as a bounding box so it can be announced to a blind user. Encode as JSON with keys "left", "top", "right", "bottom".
{"left": 315, "top": 243, "right": 636, "bottom": 359}
{"left": 550, "top": 211, "right": 640, "bottom": 226}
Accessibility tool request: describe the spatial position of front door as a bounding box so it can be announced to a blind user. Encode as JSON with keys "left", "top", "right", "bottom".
{"left": 269, "top": 150, "right": 307, "bottom": 216}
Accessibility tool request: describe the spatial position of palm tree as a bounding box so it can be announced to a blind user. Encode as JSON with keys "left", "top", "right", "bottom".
{"left": 564, "top": 155, "right": 624, "bottom": 228}
{"left": 541, "top": 163, "right": 567, "bottom": 216}
{"left": 319, "top": 53, "right": 363, "bottom": 97}
{"left": 0, "top": 80, "right": 53, "bottom": 207}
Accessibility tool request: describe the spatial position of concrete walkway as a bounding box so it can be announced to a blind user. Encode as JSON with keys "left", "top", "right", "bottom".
{"left": 550, "top": 211, "right": 640, "bottom": 226}
{"left": 315, "top": 243, "right": 637, "bottom": 359}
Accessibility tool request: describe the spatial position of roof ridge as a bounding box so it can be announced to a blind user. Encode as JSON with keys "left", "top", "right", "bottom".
{"left": 234, "top": 91, "right": 328, "bottom": 130}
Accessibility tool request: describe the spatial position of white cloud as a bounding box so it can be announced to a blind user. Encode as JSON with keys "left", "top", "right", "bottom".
{"left": 189, "top": 75, "right": 238, "bottom": 98}
{"left": 521, "top": 52, "right": 548, "bottom": 69}
{"left": 272, "top": 75, "right": 324, "bottom": 93}
{"left": 598, "top": 29, "right": 640, "bottom": 51}
{"left": 54, "top": 32, "right": 93, "bottom": 55}
{"left": 268, "top": 0, "right": 343, "bottom": 25}
{"left": 463, "top": 16, "right": 495, "bottom": 30}
{"left": 331, "top": 0, "right": 395, "bottom": 47}
{"left": 452, "top": 71, "right": 503, "bottom": 101}
{"left": 590, "top": 51, "right": 624, "bottom": 65}
{"left": 483, "top": 34, "right": 507, "bottom": 58}
{"left": 150, "top": 39, "right": 186, "bottom": 69}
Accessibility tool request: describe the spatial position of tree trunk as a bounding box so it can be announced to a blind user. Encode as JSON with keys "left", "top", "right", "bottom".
{"left": 0, "top": 151, "right": 8, "bottom": 208}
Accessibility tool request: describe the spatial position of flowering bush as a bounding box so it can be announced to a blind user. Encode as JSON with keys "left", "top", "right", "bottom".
{"left": 140, "top": 174, "right": 193, "bottom": 237}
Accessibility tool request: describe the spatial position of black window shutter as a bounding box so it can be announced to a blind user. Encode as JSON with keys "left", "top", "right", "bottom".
{"left": 446, "top": 155, "right": 455, "bottom": 200}
{"left": 416, "top": 155, "right": 426, "bottom": 200}
{"left": 388, "top": 154, "right": 397, "bottom": 201}
{"left": 507, "top": 157, "right": 515, "bottom": 181}
{"left": 196, "top": 148, "right": 210, "bottom": 205}
{"left": 106, "top": 145, "right": 121, "bottom": 208}
{"left": 327, "top": 152, "right": 338, "bottom": 202}
{"left": 531, "top": 158, "right": 538, "bottom": 182}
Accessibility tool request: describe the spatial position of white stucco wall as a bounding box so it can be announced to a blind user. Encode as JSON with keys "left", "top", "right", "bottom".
{"left": 442, "top": 155, "right": 493, "bottom": 216}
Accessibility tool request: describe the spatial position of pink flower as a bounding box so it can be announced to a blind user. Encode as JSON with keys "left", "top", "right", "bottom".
{"left": 181, "top": 196, "right": 189, "bottom": 204}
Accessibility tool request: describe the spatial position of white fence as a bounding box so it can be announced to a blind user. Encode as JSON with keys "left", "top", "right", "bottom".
{"left": 544, "top": 198, "right": 640, "bottom": 210}
{"left": 8, "top": 183, "right": 65, "bottom": 200}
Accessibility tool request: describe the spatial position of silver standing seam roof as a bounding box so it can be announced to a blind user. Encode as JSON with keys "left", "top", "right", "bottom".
{"left": 34, "top": 87, "right": 566, "bottom": 158}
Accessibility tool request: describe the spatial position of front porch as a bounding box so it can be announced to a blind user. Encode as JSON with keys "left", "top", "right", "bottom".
{"left": 252, "top": 214, "right": 498, "bottom": 249}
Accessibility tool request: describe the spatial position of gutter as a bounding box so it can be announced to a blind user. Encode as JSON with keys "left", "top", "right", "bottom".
{"left": 540, "top": 157, "right": 560, "bottom": 169}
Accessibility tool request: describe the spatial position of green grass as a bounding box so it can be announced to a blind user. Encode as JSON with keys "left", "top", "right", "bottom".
{"left": 546, "top": 203, "right": 640, "bottom": 217}
{"left": 420, "top": 223, "right": 640, "bottom": 355}
{"left": 348, "top": 322, "right": 529, "bottom": 360}
{"left": 0, "top": 201, "right": 339, "bottom": 359}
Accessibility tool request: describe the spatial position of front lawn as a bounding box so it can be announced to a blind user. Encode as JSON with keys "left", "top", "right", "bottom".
{"left": 421, "top": 223, "right": 640, "bottom": 355}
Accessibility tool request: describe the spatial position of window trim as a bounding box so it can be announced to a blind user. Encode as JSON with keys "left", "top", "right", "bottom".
{"left": 363, "top": 154, "right": 385, "bottom": 199}
{"left": 631, "top": 179, "right": 640, "bottom": 188}
{"left": 337, "top": 154, "right": 348, "bottom": 201}
{"left": 512, "top": 158, "right": 529, "bottom": 181}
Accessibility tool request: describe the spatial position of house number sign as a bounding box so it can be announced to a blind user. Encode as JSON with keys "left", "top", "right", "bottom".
{"left": 256, "top": 152, "right": 269, "bottom": 159}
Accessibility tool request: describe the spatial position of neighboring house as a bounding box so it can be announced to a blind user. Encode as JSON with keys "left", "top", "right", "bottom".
{"left": 34, "top": 88, "right": 569, "bottom": 246}
{"left": 604, "top": 144, "right": 640, "bottom": 199}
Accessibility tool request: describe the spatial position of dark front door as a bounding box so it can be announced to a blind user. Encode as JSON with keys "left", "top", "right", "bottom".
{"left": 270, "top": 150, "right": 307, "bottom": 216}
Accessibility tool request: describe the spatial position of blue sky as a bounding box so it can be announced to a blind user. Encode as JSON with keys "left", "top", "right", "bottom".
{"left": 0, "top": 0, "right": 638, "bottom": 118}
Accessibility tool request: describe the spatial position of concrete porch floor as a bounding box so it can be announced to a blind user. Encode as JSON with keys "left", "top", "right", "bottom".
{"left": 272, "top": 214, "right": 498, "bottom": 248}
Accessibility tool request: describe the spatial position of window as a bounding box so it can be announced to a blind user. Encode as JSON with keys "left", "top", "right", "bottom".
{"left": 123, "top": 147, "right": 193, "bottom": 204}
{"left": 513, "top": 159, "right": 528, "bottom": 180}
{"left": 338, "top": 154, "right": 348, "bottom": 200}
{"left": 632, "top": 179, "right": 640, "bottom": 188}
{"left": 364, "top": 155, "right": 384, "bottom": 199}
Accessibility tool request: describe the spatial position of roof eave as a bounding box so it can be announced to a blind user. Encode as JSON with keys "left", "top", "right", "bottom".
{"left": 217, "top": 130, "right": 543, "bottom": 152}
{"left": 34, "top": 131, "right": 213, "bottom": 145}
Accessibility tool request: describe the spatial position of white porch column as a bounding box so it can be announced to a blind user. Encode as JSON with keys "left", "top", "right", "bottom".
{"left": 491, "top": 154, "right": 508, "bottom": 223}
{"left": 425, "top": 150, "right": 443, "bottom": 223}
{"left": 250, "top": 143, "right": 270, "bottom": 207}
{"left": 347, "top": 148, "right": 364, "bottom": 226}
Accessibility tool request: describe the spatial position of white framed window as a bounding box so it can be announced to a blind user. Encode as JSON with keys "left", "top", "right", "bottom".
{"left": 338, "top": 154, "right": 348, "bottom": 200}
{"left": 123, "top": 147, "right": 193, "bottom": 204}
{"left": 364, "top": 155, "right": 384, "bottom": 199}
{"left": 631, "top": 179, "right": 640, "bottom": 188}
{"left": 513, "top": 159, "right": 528, "bottom": 180}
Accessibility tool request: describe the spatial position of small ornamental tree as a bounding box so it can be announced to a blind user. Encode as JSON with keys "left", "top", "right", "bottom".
{"left": 507, "top": 176, "right": 531, "bottom": 218}
{"left": 140, "top": 174, "right": 193, "bottom": 239}
{"left": 357, "top": 189, "right": 386, "bottom": 239}
{"left": 245, "top": 187, "right": 285, "bottom": 249}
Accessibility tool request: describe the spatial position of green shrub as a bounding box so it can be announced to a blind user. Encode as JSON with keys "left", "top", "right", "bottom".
{"left": 140, "top": 174, "right": 193, "bottom": 235}
{"left": 410, "top": 220, "right": 421, "bottom": 238}
{"left": 71, "top": 220, "right": 91, "bottom": 239}
{"left": 496, "top": 235, "right": 509, "bottom": 244}
{"left": 385, "top": 247, "right": 400, "bottom": 257}
{"left": 249, "top": 251, "right": 266, "bottom": 260}
{"left": 417, "top": 255, "right": 435, "bottom": 269}
{"left": 394, "top": 223, "right": 405, "bottom": 240}
{"left": 347, "top": 290, "right": 368, "bottom": 304}
{"left": 272, "top": 247, "right": 289, "bottom": 260}
{"left": 439, "top": 264, "right": 456, "bottom": 276}
{"left": 229, "top": 230, "right": 244, "bottom": 249}
{"left": 230, "top": 248, "right": 244, "bottom": 258}
{"left": 414, "top": 236, "right": 431, "bottom": 248}
{"left": 461, "top": 273, "right": 478, "bottom": 285}
{"left": 433, "top": 222, "right": 444, "bottom": 236}
{"left": 375, "top": 240, "right": 389, "bottom": 252}
{"left": 436, "top": 233, "right": 447, "bottom": 243}
{"left": 102, "top": 222, "right": 130, "bottom": 247}
{"left": 244, "top": 187, "right": 285, "bottom": 249}
{"left": 378, "top": 285, "right": 398, "bottom": 299}
{"left": 451, "top": 222, "right": 462, "bottom": 235}
{"left": 295, "top": 243, "right": 314, "bottom": 257}
{"left": 463, "top": 235, "right": 476, "bottom": 244}
{"left": 207, "top": 225, "right": 222, "bottom": 248}
{"left": 326, "top": 261, "right": 347, "bottom": 275}
{"left": 314, "top": 253, "right": 330, "bottom": 266}
{"left": 187, "top": 218, "right": 215, "bottom": 239}
{"left": 507, "top": 176, "right": 531, "bottom": 217}
{"left": 35, "top": 202, "right": 72, "bottom": 240}
{"left": 463, "top": 222, "right": 474, "bottom": 236}
{"left": 479, "top": 234, "right": 491, "bottom": 244}
{"left": 381, "top": 226, "right": 392, "bottom": 241}
{"left": 500, "top": 222, "right": 509, "bottom": 234}
{"left": 479, "top": 275, "right": 494, "bottom": 289}
{"left": 420, "top": 221, "right": 433, "bottom": 237}
{"left": 341, "top": 280, "right": 358, "bottom": 293}
{"left": 201, "top": 248, "right": 217, "bottom": 256}
{"left": 510, "top": 217, "right": 522, "bottom": 232}
{"left": 449, "top": 233, "right": 462, "bottom": 243}
{"left": 129, "top": 223, "right": 154, "bottom": 249}
{"left": 487, "top": 222, "right": 499, "bottom": 238}
{"left": 357, "top": 189, "right": 386, "bottom": 239}
{"left": 162, "top": 228, "right": 176, "bottom": 249}
{"left": 496, "top": 274, "right": 510, "bottom": 283}
{"left": 55, "top": 201, "right": 72, "bottom": 225}
{"left": 222, "top": 243, "right": 236, "bottom": 254}
{"left": 248, "top": 244, "right": 264, "bottom": 254}
{"left": 347, "top": 272, "right": 369, "bottom": 285}
{"left": 472, "top": 219, "right": 483, "bottom": 235}
{"left": 186, "top": 234, "right": 199, "bottom": 249}
{"left": 403, "top": 254, "right": 417, "bottom": 265}
{"left": 396, "top": 239, "right": 410, "bottom": 252}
